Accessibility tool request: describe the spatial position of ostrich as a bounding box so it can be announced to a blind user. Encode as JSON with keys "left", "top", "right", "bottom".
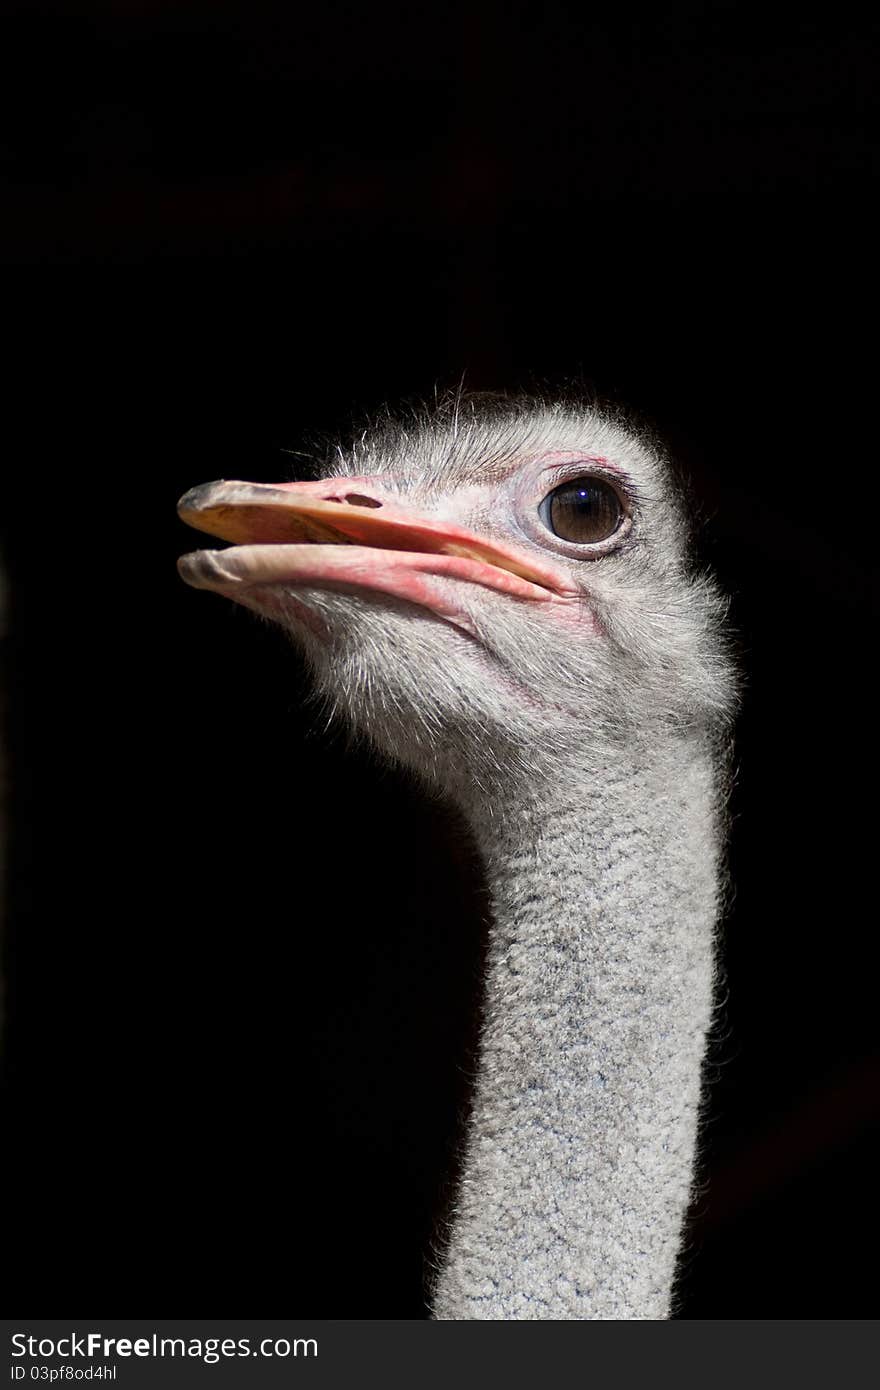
{"left": 177, "top": 392, "right": 736, "bottom": 1320}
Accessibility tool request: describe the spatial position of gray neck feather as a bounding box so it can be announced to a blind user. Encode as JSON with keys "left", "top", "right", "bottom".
{"left": 431, "top": 733, "right": 721, "bottom": 1320}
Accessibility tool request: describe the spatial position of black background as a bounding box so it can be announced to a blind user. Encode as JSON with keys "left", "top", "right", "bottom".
{"left": 2, "top": 1, "right": 878, "bottom": 1317}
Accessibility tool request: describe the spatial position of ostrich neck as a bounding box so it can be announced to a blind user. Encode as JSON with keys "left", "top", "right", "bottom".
{"left": 432, "top": 736, "right": 721, "bottom": 1320}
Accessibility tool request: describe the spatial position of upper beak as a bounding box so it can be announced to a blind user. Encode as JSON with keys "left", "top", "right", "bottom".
{"left": 176, "top": 477, "right": 576, "bottom": 635}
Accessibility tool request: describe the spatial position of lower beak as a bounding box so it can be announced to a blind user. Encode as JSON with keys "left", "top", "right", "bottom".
{"left": 177, "top": 478, "right": 575, "bottom": 633}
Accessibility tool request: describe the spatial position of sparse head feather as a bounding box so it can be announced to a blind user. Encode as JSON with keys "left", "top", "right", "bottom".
{"left": 279, "top": 391, "right": 737, "bottom": 798}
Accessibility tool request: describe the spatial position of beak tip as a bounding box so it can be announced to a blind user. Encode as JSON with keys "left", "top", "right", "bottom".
{"left": 176, "top": 550, "right": 199, "bottom": 584}
{"left": 177, "top": 548, "right": 233, "bottom": 591}
{"left": 177, "top": 481, "right": 221, "bottom": 517}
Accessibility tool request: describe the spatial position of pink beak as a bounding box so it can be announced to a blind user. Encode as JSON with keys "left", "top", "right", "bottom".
{"left": 177, "top": 477, "right": 576, "bottom": 636}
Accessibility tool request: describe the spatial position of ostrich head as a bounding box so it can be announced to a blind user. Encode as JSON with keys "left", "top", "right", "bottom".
{"left": 178, "top": 394, "right": 732, "bottom": 799}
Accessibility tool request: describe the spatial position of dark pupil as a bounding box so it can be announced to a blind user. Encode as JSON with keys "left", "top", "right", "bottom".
{"left": 546, "top": 478, "right": 621, "bottom": 543}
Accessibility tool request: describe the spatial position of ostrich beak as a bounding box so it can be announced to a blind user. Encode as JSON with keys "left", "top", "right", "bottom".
{"left": 176, "top": 478, "right": 576, "bottom": 631}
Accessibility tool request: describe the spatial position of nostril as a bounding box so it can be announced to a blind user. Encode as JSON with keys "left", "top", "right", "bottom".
{"left": 343, "top": 493, "right": 383, "bottom": 508}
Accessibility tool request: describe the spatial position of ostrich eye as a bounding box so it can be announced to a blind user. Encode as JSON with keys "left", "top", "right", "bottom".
{"left": 538, "top": 477, "right": 624, "bottom": 544}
